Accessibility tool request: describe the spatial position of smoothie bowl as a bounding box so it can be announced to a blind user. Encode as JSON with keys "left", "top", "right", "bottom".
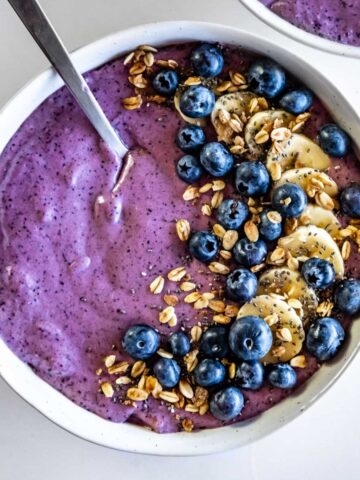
{"left": 240, "top": 0, "right": 360, "bottom": 58}
{"left": 0, "top": 21, "right": 360, "bottom": 455}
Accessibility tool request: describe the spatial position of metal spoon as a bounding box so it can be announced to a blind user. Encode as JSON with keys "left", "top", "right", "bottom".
{"left": 8, "top": 0, "right": 128, "bottom": 163}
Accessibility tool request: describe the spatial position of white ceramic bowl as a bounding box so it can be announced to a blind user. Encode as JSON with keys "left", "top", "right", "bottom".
{"left": 240, "top": 0, "right": 360, "bottom": 58}
{"left": 0, "top": 21, "right": 360, "bottom": 456}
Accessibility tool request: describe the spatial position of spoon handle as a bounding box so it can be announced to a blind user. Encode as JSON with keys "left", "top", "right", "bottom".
{"left": 8, "top": 0, "right": 127, "bottom": 158}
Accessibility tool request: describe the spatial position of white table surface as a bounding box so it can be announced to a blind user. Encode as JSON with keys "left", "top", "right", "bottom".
{"left": 0, "top": 0, "right": 359, "bottom": 478}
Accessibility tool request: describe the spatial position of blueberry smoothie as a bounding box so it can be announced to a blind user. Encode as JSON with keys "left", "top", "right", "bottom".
{"left": 260, "top": 0, "right": 360, "bottom": 46}
{"left": 1, "top": 42, "right": 360, "bottom": 433}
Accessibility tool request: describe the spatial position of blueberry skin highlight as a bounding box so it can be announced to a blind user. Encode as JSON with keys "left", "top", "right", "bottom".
{"left": 194, "top": 359, "right": 226, "bottom": 387}
{"left": 235, "top": 161, "right": 270, "bottom": 197}
{"left": 279, "top": 88, "right": 313, "bottom": 114}
{"left": 233, "top": 238, "right": 268, "bottom": 267}
{"left": 235, "top": 361, "right": 265, "bottom": 390}
{"left": 122, "top": 324, "right": 160, "bottom": 360}
{"left": 200, "top": 142, "right": 234, "bottom": 177}
{"left": 272, "top": 183, "right": 307, "bottom": 218}
{"left": 209, "top": 387, "right": 245, "bottom": 421}
{"left": 200, "top": 326, "right": 229, "bottom": 359}
{"left": 180, "top": 85, "right": 215, "bottom": 118}
{"left": 334, "top": 279, "right": 360, "bottom": 316}
{"left": 176, "top": 125, "right": 206, "bottom": 153}
{"left": 190, "top": 43, "right": 224, "bottom": 78}
{"left": 301, "top": 258, "right": 335, "bottom": 290}
{"left": 152, "top": 69, "right": 179, "bottom": 96}
{"left": 319, "top": 124, "right": 350, "bottom": 157}
{"left": 176, "top": 155, "right": 203, "bottom": 183}
{"left": 306, "top": 317, "right": 345, "bottom": 361}
{"left": 225, "top": 268, "right": 258, "bottom": 302}
{"left": 229, "top": 315, "right": 273, "bottom": 361}
{"left": 216, "top": 198, "right": 249, "bottom": 230}
{"left": 268, "top": 363, "right": 297, "bottom": 389}
{"left": 169, "top": 331, "right": 191, "bottom": 357}
{"left": 258, "top": 210, "right": 282, "bottom": 241}
{"left": 340, "top": 184, "right": 360, "bottom": 218}
{"left": 188, "top": 231, "right": 218, "bottom": 263}
{"left": 153, "top": 358, "right": 181, "bottom": 388}
{"left": 248, "top": 58, "right": 286, "bottom": 98}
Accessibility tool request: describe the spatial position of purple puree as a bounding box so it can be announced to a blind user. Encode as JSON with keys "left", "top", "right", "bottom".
{"left": 0, "top": 42, "right": 359, "bottom": 433}
{"left": 260, "top": 0, "right": 360, "bottom": 46}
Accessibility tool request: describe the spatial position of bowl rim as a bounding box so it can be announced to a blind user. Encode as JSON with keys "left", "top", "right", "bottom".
{"left": 240, "top": 0, "right": 360, "bottom": 59}
{"left": 0, "top": 20, "right": 360, "bottom": 456}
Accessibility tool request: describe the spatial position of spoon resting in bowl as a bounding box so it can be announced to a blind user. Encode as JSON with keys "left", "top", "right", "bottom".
{"left": 8, "top": 0, "right": 131, "bottom": 189}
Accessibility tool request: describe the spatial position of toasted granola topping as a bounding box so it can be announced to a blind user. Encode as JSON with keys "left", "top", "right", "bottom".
{"left": 163, "top": 294, "right": 179, "bottom": 307}
{"left": 244, "top": 220, "right": 259, "bottom": 242}
{"left": 104, "top": 354, "right": 116, "bottom": 368}
{"left": 180, "top": 281, "right": 196, "bottom": 292}
{"left": 183, "top": 185, "right": 200, "bottom": 201}
{"left": 208, "top": 262, "right": 230, "bottom": 275}
{"left": 100, "top": 382, "right": 114, "bottom": 398}
{"left": 213, "top": 223, "right": 226, "bottom": 238}
{"left": 213, "top": 314, "right": 231, "bottom": 325}
{"left": 127, "top": 387, "right": 149, "bottom": 401}
{"left": 211, "top": 191, "right": 224, "bottom": 209}
{"left": 224, "top": 304, "right": 239, "bottom": 317}
{"left": 223, "top": 230, "right": 239, "bottom": 250}
{"left": 159, "top": 391, "right": 179, "bottom": 403}
{"left": 159, "top": 306, "right": 177, "bottom": 324}
{"left": 191, "top": 325, "right": 202, "bottom": 342}
{"left": 131, "top": 361, "right": 146, "bottom": 378}
{"left": 122, "top": 94, "right": 143, "bottom": 110}
{"left": 157, "top": 348, "right": 174, "bottom": 359}
{"left": 209, "top": 300, "right": 226, "bottom": 313}
{"left": 176, "top": 219, "right": 191, "bottom": 241}
{"left": 228, "top": 362, "right": 236, "bottom": 379}
{"left": 267, "top": 211, "right": 282, "bottom": 224}
{"left": 149, "top": 275, "right": 165, "bottom": 294}
{"left": 341, "top": 240, "right": 351, "bottom": 260}
{"left": 179, "top": 379, "right": 194, "bottom": 399}
{"left": 108, "top": 361, "right": 129, "bottom": 375}
{"left": 290, "top": 355, "right": 307, "bottom": 368}
{"left": 182, "top": 418, "right": 194, "bottom": 432}
{"left": 184, "top": 349, "right": 199, "bottom": 372}
{"left": 201, "top": 204, "right": 212, "bottom": 216}
{"left": 168, "top": 266, "right": 187, "bottom": 282}
{"left": 268, "top": 161, "right": 282, "bottom": 181}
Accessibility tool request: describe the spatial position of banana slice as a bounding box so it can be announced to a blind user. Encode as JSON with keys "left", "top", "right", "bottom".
{"left": 300, "top": 205, "right": 341, "bottom": 239}
{"left": 278, "top": 225, "right": 344, "bottom": 277}
{"left": 174, "top": 92, "right": 206, "bottom": 127}
{"left": 257, "top": 267, "right": 318, "bottom": 321}
{"left": 211, "top": 92, "right": 257, "bottom": 143}
{"left": 266, "top": 134, "right": 331, "bottom": 172}
{"left": 275, "top": 167, "right": 338, "bottom": 197}
{"left": 245, "top": 109, "right": 294, "bottom": 158}
{"left": 237, "top": 295, "right": 305, "bottom": 364}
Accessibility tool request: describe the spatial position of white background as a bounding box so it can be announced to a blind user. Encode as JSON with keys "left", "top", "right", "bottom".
{"left": 0, "top": 0, "right": 359, "bottom": 478}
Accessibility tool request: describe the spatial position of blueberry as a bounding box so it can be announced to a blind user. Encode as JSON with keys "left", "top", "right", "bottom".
{"left": 235, "top": 161, "right": 270, "bottom": 197}
{"left": 225, "top": 268, "right": 258, "bottom": 302}
{"left": 200, "top": 326, "right": 229, "bottom": 359}
{"left": 258, "top": 209, "right": 282, "bottom": 241}
{"left": 216, "top": 198, "right": 249, "bottom": 230}
{"left": 235, "top": 361, "right": 264, "bottom": 390}
{"left": 306, "top": 317, "right": 345, "bottom": 361}
{"left": 180, "top": 86, "right": 215, "bottom": 118}
{"left": 319, "top": 124, "right": 350, "bottom": 157}
{"left": 122, "top": 324, "right": 160, "bottom": 360}
{"left": 176, "top": 155, "right": 203, "bottom": 183}
{"left": 169, "top": 331, "right": 191, "bottom": 356}
{"left": 334, "top": 279, "right": 360, "bottom": 316}
{"left": 200, "top": 142, "right": 234, "bottom": 177}
{"left": 279, "top": 88, "right": 313, "bottom": 114}
{"left": 153, "top": 358, "right": 181, "bottom": 388}
{"left": 194, "top": 359, "right": 226, "bottom": 387}
{"left": 229, "top": 316, "right": 273, "bottom": 361}
{"left": 176, "top": 125, "right": 206, "bottom": 153}
{"left": 301, "top": 258, "right": 335, "bottom": 290}
{"left": 209, "top": 387, "right": 244, "bottom": 421}
{"left": 190, "top": 43, "right": 224, "bottom": 78}
{"left": 233, "top": 238, "right": 267, "bottom": 267}
{"left": 189, "top": 231, "right": 218, "bottom": 263}
{"left": 272, "top": 183, "right": 307, "bottom": 218}
{"left": 340, "top": 184, "right": 360, "bottom": 218}
{"left": 248, "top": 58, "right": 286, "bottom": 98}
{"left": 268, "top": 363, "right": 297, "bottom": 389}
{"left": 152, "top": 69, "right": 179, "bottom": 96}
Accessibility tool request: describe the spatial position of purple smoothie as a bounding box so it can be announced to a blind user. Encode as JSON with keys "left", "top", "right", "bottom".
{"left": 260, "top": 0, "right": 360, "bottom": 46}
{"left": 0, "top": 42, "right": 359, "bottom": 433}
